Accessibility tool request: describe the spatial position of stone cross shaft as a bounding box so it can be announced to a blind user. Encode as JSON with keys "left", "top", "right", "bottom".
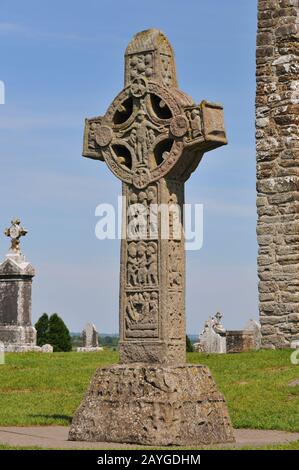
{"left": 83, "top": 29, "right": 227, "bottom": 364}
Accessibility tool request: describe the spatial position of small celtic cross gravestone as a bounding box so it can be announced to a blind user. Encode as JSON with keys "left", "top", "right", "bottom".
{"left": 0, "top": 219, "right": 38, "bottom": 352}
{"left": 4, "top": 218, "right": 27, "bottom": 257}
{"left": 69, "top": 29, "right": 234, "bottom": 446}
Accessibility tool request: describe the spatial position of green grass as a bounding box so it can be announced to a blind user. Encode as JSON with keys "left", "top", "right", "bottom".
{"left": 1, "top": 441, "right": 299, "bottom": 450}
{"left": 0, "top": 350, "right": 118, "bottom": 426}
{"left": 0, "top": 350, "right": 298, "bottom": 432}
{"left": 188, "top": 350, "right": 299, "bottom": 432}
{"left": 0, "top": 444, "right": 43, "bottom": 450}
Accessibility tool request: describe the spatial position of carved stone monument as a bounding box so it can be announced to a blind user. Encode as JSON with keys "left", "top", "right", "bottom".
{"left": 194, "top": 312, "right": 227, "bottom": 354}
{"left": 0, "top": 219, "right": 39, "bottom": 352}
{"left": 77, "top": 322, "right": 103, "bottom": 352}
{"left": 256, "top": 0, "right": 299, "bottom": 348}
{"left": 226, "top": 331, "right": 256, "bottom": 354}
{"left": 226, "top": 319, "right": 261, "bottom": 354}
{"left": 69, "top": 29, "right": 234, "bottom": 445}
{"left": 194, "top": 315, "right": 261, "bottom": 354}
{"left": 244, "top": 319, "right": 262, "bottom": 350}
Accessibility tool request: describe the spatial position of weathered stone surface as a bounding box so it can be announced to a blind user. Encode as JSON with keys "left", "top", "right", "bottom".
{"left": 84, "top": 323, "right": 98, "bottom": 347}
{"left": 70, "top": 29, "right": 233, "bottom": 445}
{"left": 77, "top": 347, "right": 103, "bottom": 353}
{"left": 69, "top": 364, "right": 234, "bottom": 446}
{"left": 226, "top": 331, "right": 256, "bottom": 353}
{"left": 41, "top": 344, "right": 53, "bottom": 353}
{"left": 77, "top": 322, "right": 103, "bottom": 352}
{"left": 0, "top": 325, "right": 36, "bottom": 345}
{"left": 288, "top": 378, "right": 299, "bottom": 387}
{"left": 256, "top": 1, "right": 299, "bottom": 348}
{"left": 195, "top": 312, "right": 226, "bottom": 353}
{"left": 244, "top": 319, "right": 262, "bottom": 349}
{"left": 5, "top": 343, "right": 41, "bottom": 353}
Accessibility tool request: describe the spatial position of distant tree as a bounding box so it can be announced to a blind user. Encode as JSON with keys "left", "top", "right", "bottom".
{"left": 101, "top": 335, "right": 119, "bottom": 348}
{"left": 35, "top": 313, "right": 49, "bottom": 346}
{"left": 102, "top": 336, "right": 114, "bottom": 347}
{"left": 71, "top": 334, "right": 82, "bottom": 348}
{"left": 186, "top": 335, "right": 194, "bottom": 353}
{"left": 47, "top": 314, "right": 72, "bottom": 352}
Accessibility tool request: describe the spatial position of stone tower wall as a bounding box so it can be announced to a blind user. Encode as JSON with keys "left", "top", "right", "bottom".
{"left": 256, "top": 0, "right": 299, "bottom": 348}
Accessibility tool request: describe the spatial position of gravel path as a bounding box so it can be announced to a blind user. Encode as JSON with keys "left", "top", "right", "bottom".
{"left": 0, "top": 427, "right": 298, "bottom": 449}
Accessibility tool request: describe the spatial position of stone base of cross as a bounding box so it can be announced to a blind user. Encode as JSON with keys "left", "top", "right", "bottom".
{"left": 69, "top": 29, "right": 234, "bottom": 445}
{"left": 69, "top": 363, "right": 234, "bottom": 445}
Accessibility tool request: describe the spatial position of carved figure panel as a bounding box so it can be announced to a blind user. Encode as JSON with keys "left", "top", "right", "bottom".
{"left": 185, "top": 107, "right": 203, "bottom": 143}
{"left": 126, "top": 241, "right": 158, "bottom": 288}
{"left": 125, "top": 291, "right": 159, "bottom": 338}
{"left": 128, "top": 53, "right": 154, "bottom": 82}
{"left": 127, "top": 184, "right": 158, "bottom": 240}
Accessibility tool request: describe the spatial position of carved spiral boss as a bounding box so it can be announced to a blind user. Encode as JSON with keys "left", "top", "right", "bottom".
{"left": 83, "top": 29, "right": 227, "bottom": 364}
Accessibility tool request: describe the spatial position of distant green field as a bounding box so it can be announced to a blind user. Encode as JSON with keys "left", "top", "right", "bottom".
{"left": 0, "top": 349, "right": 298, "bottom": 433}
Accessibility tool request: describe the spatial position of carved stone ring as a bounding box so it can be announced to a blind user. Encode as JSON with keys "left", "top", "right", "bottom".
{"left": 82, "top": 29, "right": 227, "bottom": 190}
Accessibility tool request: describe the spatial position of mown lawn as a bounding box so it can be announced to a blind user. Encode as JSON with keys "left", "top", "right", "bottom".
{"left": 189, "top": 350, "right": 299, "bottom": 432}
{"left": 0, "top": 441, "right": 299, "bottom": 450}
{"left": 0, "top": 350, "right": 298, "bottom": 433}
{"left": 0, "top": 350, "right": 118, "bottom": 426}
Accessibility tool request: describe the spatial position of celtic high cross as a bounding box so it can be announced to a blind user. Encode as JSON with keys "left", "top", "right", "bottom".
{"left": 83, "top": 29, "right": 227, "bottom": 364}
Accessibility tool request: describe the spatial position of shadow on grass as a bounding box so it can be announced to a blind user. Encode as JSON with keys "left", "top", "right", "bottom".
{"left": 29, "top": 414, "right": 72, "bottom": 424}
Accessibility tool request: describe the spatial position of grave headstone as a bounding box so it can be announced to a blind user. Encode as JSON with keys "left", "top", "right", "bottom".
{"left": 0, "top": 219, "right": 40, "bottom": 352}
{"left": 195, "top": 312, "right": 226, "bottom": 354}
{"left": 77, "top": 322, "right": 103, "bottom": 352}
{"left": 226, "top": 331, "right": 255, "bottom": 354}
{"left": 41, "top": 344, "right": 54, "bottom": 353}
{"left": 244, "top": 319, "right": 261, "bottom": 350}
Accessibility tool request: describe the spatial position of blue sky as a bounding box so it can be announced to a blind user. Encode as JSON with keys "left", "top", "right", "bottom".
{"left": 0, "top": 0, "right": 258, "bottom": 334}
